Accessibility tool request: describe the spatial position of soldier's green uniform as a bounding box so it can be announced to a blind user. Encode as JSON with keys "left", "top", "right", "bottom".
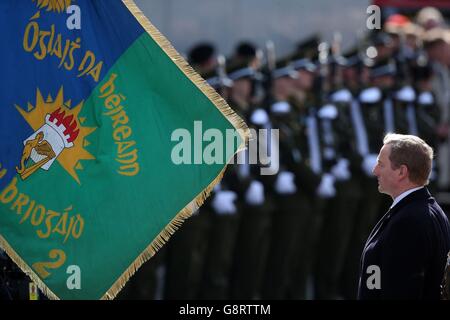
{"left": 287, "top": 48, "right": 344, "bottom": 299}
{"left": 271, "top": 55, "right": 328, "bottom": 300}
{"left": 230, "top": 104, "right": 273, "bottom": 300}
{"left": 262, "top": 99, "right": 318, "bottom": 299}
{"left": 314, "top": 87, "right": 364, "bottom": 299}
{"left": 260, "top": 62, "right": 319, "bottom": 299}
{"left": 286, "top": 101, "right": 329, "bottom": 300}
{"left": 199, "top": 177, "right": 240, "bottom": 299}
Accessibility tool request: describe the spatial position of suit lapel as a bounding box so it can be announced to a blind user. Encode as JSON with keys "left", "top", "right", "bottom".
{"left": 363, "top": 188, "right": 431, "bottom": 251}
{"left": 364, "top": 208, "right": 393, "bottom": 251}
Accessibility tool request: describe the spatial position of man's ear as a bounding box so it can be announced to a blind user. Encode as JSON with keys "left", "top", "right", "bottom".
{"left": 399, "top": 164, "right": 409, "bottom": 180}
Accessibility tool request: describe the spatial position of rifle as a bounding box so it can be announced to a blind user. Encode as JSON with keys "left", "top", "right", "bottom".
{"left": 331, "top": 32, "right": 344, "bottom": 91}
{"left": 261, "top": 40, "right": 276, "bottom": 108}
{"left": 356, "top": 30, "right": 369, "bottom": 88}
{"left": 317, "top": 41, "right": 331, "bottom": 106}
{"left": 415, "top": 33, "right": 428, "bottom": 70}
{"left": 250, "top": 48, "right": 266, "bottom": 106}
{"left": 216, "top": 54, "right": 227, "bottom": 97}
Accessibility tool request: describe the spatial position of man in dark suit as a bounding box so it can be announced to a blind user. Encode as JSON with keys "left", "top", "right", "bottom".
{"left": 358, "top": 133, "right": 450, "bottom": 299}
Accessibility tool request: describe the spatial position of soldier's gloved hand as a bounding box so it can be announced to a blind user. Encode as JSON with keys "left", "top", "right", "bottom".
{"left": 362, "top": 154, "right": 378, "bottom": 177}
{"left": 245, "top": 180, "right": 265, "bottom": 206}
{"left": 316, "top": 173, "right": 336, "bottom": 198}
{"left": 211, "top": 190, "right": 237, "bottom": 215}
{"left": 396, "top": 85, "right": 416, "bottom": 102}
{"left": 274, "top": 171, "right": 297, "bottom": 195}
{"left": 331, "top": 158, "right": 351, "bottom": 181}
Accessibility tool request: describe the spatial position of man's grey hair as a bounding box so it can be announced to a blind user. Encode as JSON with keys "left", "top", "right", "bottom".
{"left": 383, "top": 133, "right": 434, "bottom": 186}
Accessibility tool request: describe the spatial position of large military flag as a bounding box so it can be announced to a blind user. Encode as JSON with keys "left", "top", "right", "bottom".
{"left": 0, "top": 0, "right": 247, "bottom": 299}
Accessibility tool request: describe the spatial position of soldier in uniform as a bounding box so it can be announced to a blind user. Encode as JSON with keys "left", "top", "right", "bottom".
{"left": 199, "top": 175, "right": 240, "bottom": 300}
{"left": 230, "top": 41, "right": 263, "bottom": 71}
{"left": 260, "top": 60, "right": 314, "bottom": 299}
{"left": 369, "top": 32, "right": 395, "bottom": 63}
{"left": 342, "top": 47, "right": 371, "bottom": 95}
{"left": 279, "top": 47, "right": 338, "bottom": 299}
{"left": 188, "top": 42, "right": 218, "bottom": 77}
{"left": 313, "top": 43, "right": 368, "bottom": 299}
{"left": 216, "top": 55, "right": 274, "bottom": 300}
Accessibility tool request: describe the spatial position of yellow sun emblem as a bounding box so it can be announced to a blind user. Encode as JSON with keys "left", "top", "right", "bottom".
{"left": 15, "top": 88, "right": 96, "bottom": 184}
{"left": 33, "top": 0, "right": 72, "bottom": 13}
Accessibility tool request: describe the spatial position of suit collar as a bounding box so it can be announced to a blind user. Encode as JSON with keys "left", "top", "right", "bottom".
{"left": 390, "top": 186, "right": 424, "bottom": 210}
{"left": 389, "top": 187, "right": 431, "bottom": 217}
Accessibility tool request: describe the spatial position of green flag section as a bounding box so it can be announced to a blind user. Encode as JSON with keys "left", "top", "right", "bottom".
{"left": 0, "top": 0, "right": 248, "bottom": 299}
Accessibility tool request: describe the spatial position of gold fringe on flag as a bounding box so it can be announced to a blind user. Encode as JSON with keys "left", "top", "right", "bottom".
{"left": 99, "top": 0, "right": 250, "bottom": 300}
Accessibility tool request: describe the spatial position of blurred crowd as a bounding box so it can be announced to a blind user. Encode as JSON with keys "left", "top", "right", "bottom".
{"left": 3, "top": 6, "right": 450, "bottom": 300}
